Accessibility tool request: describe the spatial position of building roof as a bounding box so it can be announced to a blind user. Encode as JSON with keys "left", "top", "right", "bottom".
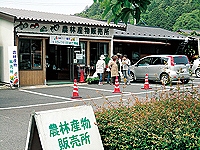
{"left": 0, "top": 7, "right": 125, "bottom": 29}
{"left": 177, "top": 29, "right": 200, "bottom": 37}
{"left": 114, "top": 24, "right": 186, "bottom": 40}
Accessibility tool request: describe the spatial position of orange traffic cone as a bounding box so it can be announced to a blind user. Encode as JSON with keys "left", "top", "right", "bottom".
{"left": 141, "top": 74, "right": 152, "bottom": 90}
{"left": 79, "top": 69, "right": 85, "bottom": 83}
{"left": 71, "top": 79, "right": 82, "bottom": 99}
{"left": 113, "top": 76, "right": 121, "bottom": 93}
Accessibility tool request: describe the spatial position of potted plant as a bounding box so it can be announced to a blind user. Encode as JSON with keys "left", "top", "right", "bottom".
{"left": 86, "top": 77, "right": 99, "bottom": 84}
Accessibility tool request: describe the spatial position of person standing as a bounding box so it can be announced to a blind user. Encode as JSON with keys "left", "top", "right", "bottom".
{"left": 104, "top": 54, "right": 111, "bottom": 84}
{"left": 121, "top": 55, "right": 131, "bottom": 85}
{"left": 116, "top": 53, "right": 122, "bottom": 82}
{"left": 108, "top": 55, "right": 119, "bottom": 85}
{"left": 96, "top": 55, "right": 106, "bottom": 85}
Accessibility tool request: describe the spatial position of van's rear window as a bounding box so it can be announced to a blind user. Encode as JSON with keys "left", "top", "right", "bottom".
{"left": 174, "top": 56, "right": 189, "bottom": 64}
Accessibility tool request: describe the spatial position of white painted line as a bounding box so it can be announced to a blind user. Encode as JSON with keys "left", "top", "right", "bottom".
{"left": 1, "top": 85, "right": 198, "bottom": 110}
{"left": 79, "top": 86, "right": 114, "bottom": 92}
{"left": 20, "top": 89, "right": 74, "bottom": 101}
{"left": 0, "top": 101, "right": 74, "bottom": 110}
{"left": 0, "top": 88, "right": 150, "bottom": 110}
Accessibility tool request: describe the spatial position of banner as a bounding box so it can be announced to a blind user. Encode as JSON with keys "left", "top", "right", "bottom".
{"left": 8, "top": 46, "right": 19, "bottom": 87}
{"left": 50, "top": 35, "right": 79, "bottom": 46}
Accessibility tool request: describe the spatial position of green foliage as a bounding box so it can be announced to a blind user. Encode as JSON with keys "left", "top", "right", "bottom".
{"left": 85, "top": 77, "right": 99, "bottom": 84}
{"left": 91, "top": 0, "right": 151, "bottom": 24}
{"left": 173, "top": 10, "right": 200, "bottom": 31}
{"left": 77, "top": 3, "right": 104, "bottom": 20}
{"left": 139, "top": 0, "right": 200, "bottom": 31}
{"left": 77, "top": 0, "right": 200, "bottom": 31}
{"left": 144, "top": 8, "right": 168, "bottom": 29}
{"left": 94, "top": 85, "right": 200, "bottom": 149}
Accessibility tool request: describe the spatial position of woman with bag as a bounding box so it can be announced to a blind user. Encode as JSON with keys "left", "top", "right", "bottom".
{"left": 108, "top": 55, "right": 119, "bottom": 85}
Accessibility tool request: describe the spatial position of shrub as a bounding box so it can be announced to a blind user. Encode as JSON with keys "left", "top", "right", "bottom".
{"left": 94, "top": 85, "right": 200, "bottom": 149}
{"left": 86, "top": 77, "right": 99, "bottom": 84}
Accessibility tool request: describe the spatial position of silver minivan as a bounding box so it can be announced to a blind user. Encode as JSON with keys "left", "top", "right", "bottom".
{"left": 129, "top": 55, "right": 191, "bottom": 85}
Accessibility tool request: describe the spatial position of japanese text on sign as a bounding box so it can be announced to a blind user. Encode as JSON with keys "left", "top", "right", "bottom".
{"left": 25, "top": 105, "right": 104, "bottom": 150}
{"left": 8, "top": 46, "right": 19, "bottom": 86}
{"left": 49, "top": 117, "right": 92, "bottom": 149}
{"left": 49, "top": 36, "right": 79, "bottom": 46}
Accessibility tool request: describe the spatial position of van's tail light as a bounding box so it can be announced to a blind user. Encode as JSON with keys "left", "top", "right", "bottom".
{"left": 168, "top": 56, "right": 174, "bottom": 66}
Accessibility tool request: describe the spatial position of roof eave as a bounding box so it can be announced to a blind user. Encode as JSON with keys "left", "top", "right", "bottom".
{"left": 113, "top": 34, "right": 186, "bottom": 41}
{"left": 14, "top": 17, "right": 125, "bottom": 30}
{"left": 0, "top": 12, "right": 15, "bottom": 22}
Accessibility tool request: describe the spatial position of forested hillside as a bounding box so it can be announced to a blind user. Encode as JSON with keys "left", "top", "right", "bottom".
{"left": 76, "top": 0, "right": 200, "bottom": 31}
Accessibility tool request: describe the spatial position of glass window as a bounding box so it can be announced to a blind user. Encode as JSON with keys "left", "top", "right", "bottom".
{"left": 19, "top": 39, "right": 42, "bottom": 70}
{"left": 138, "top": 57, "right": 151, "bottom": 66}
{"left": 161, "top": 57, "right": 168, "bottom": 65}
{"left": 74, "top": 42, "right": 86, "bottom": 64}
{"left": 174, "top": 56, "right": 189, "bottom": 65}
{"left": 152, "top": 57, "right": 162, "bottom": 65}
{"left": 90, "top": 42, "right": 109, "bottom": 66}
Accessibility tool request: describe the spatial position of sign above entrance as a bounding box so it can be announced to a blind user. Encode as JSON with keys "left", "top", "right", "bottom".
{"left": 15, "top": 22, "right": 112, "bottom": 37}
{"left": 49, "top": 35, "right": 79, "bottom": 46}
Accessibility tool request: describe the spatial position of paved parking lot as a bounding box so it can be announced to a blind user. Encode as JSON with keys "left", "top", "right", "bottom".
{"left": 0, "top": 78, "right": 200, "bottom": 149}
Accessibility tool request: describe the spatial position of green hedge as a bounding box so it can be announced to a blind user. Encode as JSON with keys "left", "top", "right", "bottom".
{"left": 95, "top": 89, "right": 200, "bottom": 149}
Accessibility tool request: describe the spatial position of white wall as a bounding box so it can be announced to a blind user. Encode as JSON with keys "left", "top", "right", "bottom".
{"left": 0, "top": 19, "right": 14, "bottom": 83}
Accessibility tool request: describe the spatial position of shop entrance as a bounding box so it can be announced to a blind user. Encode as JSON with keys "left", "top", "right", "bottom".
{"left": 46, "top": 43, "right": 74, "bottom": 82}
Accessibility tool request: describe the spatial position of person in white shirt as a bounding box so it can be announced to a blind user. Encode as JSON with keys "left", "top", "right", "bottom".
{"left": 96, "top": 55, "right": 106, "bottom": 85}
{"left": 121, "top": 55, "right": 131, "bottom": 85}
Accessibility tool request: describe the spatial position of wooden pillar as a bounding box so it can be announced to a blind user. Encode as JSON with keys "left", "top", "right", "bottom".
{"left": 43, "top": 39, "right": 46, "bottom": 85}
{"left": 87, "top": 41, "right": 90, "bottom": 66}
{"left": 109, "top": 39, "right": 112, "bottom": 57}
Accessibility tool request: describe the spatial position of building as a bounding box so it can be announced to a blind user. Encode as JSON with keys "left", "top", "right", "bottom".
{"left": 0, "top": 7, "right": 125, "bottom": 86}
{"left": 112, "top": 25, "right": 199, "bottom": 64}
{"left": 1, "top": 7, "right": 199, "bottom": 86}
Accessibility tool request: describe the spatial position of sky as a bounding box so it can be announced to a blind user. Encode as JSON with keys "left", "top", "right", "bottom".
{"left": 0, "top": 0, "right": 94, "bottom": 15}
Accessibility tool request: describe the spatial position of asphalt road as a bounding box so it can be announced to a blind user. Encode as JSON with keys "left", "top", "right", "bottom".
{"left": 0, "top": 78, "right": 200, "bottom": 150}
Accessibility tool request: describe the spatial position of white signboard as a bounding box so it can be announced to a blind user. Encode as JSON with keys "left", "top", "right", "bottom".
{"left": 15, "top": 22, "right": 112, "bottom": 38}
{"left": 8, "top": 46, "right": 19, "bottom": 86}
{"left": 76, "top": 54, "right": 83, "bottom": 59}
{"left": 25, "top": 105, "right": 104, "bottom": 150}
{"left": 49, "top": 35, "right": 79, "bottom": 46}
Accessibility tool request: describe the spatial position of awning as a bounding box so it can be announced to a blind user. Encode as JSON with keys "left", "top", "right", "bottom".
{"left": 113, "top": 39, "right": 171, "bottom": 45}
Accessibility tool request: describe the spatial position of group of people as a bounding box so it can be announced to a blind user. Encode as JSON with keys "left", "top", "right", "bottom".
{"left": 95, "top": 53, "right": 131, "bottom": 85}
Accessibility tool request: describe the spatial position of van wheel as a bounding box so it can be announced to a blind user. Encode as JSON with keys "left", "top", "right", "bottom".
{"left": 181, "top": 79, "right": 189, "bottom": 84}
{"left": 160, "top": 73, "right": 170, "bottom": 85}
{"left": 130, "top": 71, "right": 136, "bottom": 82}
{"left": 195, "top": 68, "right": 200, "bottom": 78}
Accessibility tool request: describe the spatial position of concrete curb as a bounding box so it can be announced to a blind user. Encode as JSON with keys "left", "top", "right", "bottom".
{"left": 0, "top": 82, "right": 88, "bottom": 90}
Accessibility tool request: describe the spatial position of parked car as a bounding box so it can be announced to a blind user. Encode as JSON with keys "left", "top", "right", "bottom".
{"left": 129, "top": 55, "right": 191, "bottom": 85}
{"left": 191, "top": 57, "right": 200, "bottom": 78}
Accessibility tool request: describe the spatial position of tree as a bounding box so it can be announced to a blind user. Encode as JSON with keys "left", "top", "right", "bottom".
{"left": 77, "top": 3, "right": 104, "bottom": 20}
{"left": 144, "top": 7, "right": 168, "bottom": 29}
{"left": 77, "top": 0, "right": 200, "bottom": 31}
{"left": 139, "top": 0, "right": 200, "bottom": 31}
{"left": 93, "top": 0, "right": 151, "bottom": 25}
{"left": 173, "top": 10, "right": 200, "bottom": 31}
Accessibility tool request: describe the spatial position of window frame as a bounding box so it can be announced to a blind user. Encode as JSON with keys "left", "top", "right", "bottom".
{"left": 19, "top": 38, "right": 43, "bottom": 70}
